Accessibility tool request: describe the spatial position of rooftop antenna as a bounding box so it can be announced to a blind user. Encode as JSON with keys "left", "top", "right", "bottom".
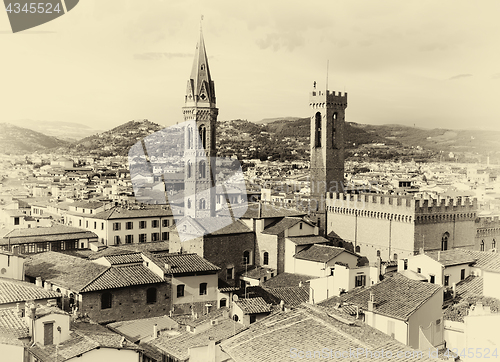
{"left": 326, "top": 60, "right": 329, "bottom": 91}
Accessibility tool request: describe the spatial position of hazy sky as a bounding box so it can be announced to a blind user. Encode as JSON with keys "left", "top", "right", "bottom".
{"left": 1, "top": 0, "right": 500, "bottom": 131}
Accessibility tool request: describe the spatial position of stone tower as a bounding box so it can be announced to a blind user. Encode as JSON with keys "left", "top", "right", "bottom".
{"left": 183, "top": 30, "right": 218, "bottom": 218}
{"left": 309, "top": 86, "right": 347, "bottom": 235}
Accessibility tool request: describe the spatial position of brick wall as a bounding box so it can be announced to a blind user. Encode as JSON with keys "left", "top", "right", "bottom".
{"left": 203, "top": 232, "right": 255, "bottom": 287}
{"left": 80, "top": 282, "right": 171, "bottom": 324}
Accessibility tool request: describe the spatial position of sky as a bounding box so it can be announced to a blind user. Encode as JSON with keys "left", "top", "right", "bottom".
{"left": 1, "top": 0, "right": 500, "bottom": 132}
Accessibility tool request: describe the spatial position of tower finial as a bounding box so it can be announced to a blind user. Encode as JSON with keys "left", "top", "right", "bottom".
{"left": 200, "top": 15, "right": 204, "bottom": 32}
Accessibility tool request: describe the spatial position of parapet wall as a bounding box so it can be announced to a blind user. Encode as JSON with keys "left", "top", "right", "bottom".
{"left": 309, "top": 90, "right": 347, "bottom": 107}
{"left": 326, "top": 193, "right": 414, "bottom": 212}
{"left": 414, "top": 197, "right": 477, "bottom": 215}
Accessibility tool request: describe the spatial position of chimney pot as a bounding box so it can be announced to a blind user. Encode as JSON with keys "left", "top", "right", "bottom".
{"left": 280, "top": 300, "right": 285, "bottom": 311}
{"left": 153, "top": 324, "right": 158, "bottom": 338}
{"left": 35, "top": 277, "right": 42, "bottom": 288}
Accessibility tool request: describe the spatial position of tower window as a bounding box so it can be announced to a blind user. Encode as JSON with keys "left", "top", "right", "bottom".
{"left": 187, "top": 161, "right": 192, "bottom": 178}
{"left": 199, "top": 160, "right": 206, "bottom": 178}
{"left": 201, "top": 64, "right": 205, "bottom": 71}
{"left": 263, "top": 252, "right": 269, "bottom": 266}
{"left": 441, "top": 232, "right": 449, "bottom": 251}
{"left": 315, "top": 112, "right": 322, "bottom": 147}
{"left": 481, "top": 240, "right": 485, "bottom": 251}
{"left": 332, "top": 112, "right": 338, "bottom": 148}
{"left": 199, "top": 125, "right": 207, "bottom": 149}
{"left": 199, "top": 199, "right": 206, "bottom": 209}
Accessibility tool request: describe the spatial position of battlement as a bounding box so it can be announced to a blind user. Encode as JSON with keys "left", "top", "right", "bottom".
{"left": 325, "top": 192, "right": 414, "bottom": 213}
{"left": 414, "top": 196, "right": 477, "bottom": 214}
{"left": 309, "top": 90, "right": 347, "bottom": 105}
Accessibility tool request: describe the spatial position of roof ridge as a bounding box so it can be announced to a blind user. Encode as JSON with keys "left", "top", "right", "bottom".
{"left": 79, "top": 266, "right": 112, "bottom": 293}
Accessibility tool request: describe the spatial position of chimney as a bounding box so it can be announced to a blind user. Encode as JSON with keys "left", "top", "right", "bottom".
{"left": 153, "top": 324, "right": 158, "bottom": 338}
{"left": 355, "top": 305, "right": 359, "bottom": 319}
{"left": 298, "top": 281, "right": 303, "bottom": 287}
{"left": 44, "top": 281, "right": 51, "bottom": 291}
{"left": 280, "top": 300, "right": 285, "bottom": 311}
{"left": 29, "top": 303, "right": 36, "bottom": 320}
{"left": 452, "top": 283, "right": 457, "bottom": 299}
{"left": 35, "top": 277, "right": 43, "bottom": 288}
{"left": 419, "top": 247, "right": 424, "bottom": 255}
{"left": 12, "top": 245, "right": 19, "bottom": 256}
{"left": 367, "top": 292, "right": 375, "bottom": 312}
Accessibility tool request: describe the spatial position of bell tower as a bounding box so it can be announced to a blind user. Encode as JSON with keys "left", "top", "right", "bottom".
{"left": 309, "top": 85, "right": 347, "bottom": 235}
{"left": 183, "top": 30, "right": 218, "bottom": 218}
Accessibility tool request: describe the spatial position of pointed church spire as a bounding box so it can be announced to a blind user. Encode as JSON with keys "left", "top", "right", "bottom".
{"left": 185, "top": 28, "right": 215, "bottom": 105}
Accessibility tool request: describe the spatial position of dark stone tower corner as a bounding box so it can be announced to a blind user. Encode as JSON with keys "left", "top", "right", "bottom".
{"left": 309, "top": 84, "right": 347, "bottom": 235}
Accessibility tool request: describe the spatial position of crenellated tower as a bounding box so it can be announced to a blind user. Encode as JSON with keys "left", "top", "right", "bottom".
{"left": 183, "top": 30, "right": 218, "bottom": 218}
{"left": 309, "top": 87, "right": 347, "bottom": 235}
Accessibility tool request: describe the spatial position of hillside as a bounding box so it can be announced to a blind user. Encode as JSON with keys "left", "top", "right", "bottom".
{"left": 71, "top": 119, "right": 165, "bottom": 157}
{"left": 0, "top": 123, "right": 70, "bottom": 154}
{"left": 5, "top": 119, "right": 102, "bottom": 141}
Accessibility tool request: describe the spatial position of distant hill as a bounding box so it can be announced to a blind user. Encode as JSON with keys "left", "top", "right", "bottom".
{"left": 70, "top": 119, "right": 165, "bottom": 156}
{"left": 0, "top": 123, "right": 70, "bottom": 154}
{"left": 255, "top": 117, "right": 303, "bottom": 125}
{"left": 3, "top": 119, "right": 102, "bottom": 141}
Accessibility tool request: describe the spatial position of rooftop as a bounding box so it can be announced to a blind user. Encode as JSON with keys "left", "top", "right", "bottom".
{"left": 79, "top": 206, "right": 173, "bottom": 220}
{"left": 155, "top": 253, "right": 220, "bottom": 275}
{"left": 425, "top": 250, "right": 477, "bottom": 267}
{"left": 0, "top": 225, "right": 97, "bottom": 244}
{"left": 263, "top": 272, "right": 317, "bottom": 288}
{"left": 287, "top": 235, "right": 330, "bottom": 245}
{"left": 234, "top": 297, "right": 272, "bottom": 314}
{"left": 0, "top": 308, "right": 29, "bottom": 339}
{"left": 294, "top": 244, "right": 356, "bottom": 263}
{"left": 320, "top": 272, "right": 442, "bottom": 321}
{"left": 218, "top": 202, "right": 306, "bottom": 220}
{"left": 0, "top": 278, "right": 61, "bottom": 305}
{"left": 261, "top": 217, "right": 304, "bottom": 235}
{"left": 263, "top": 286, "right": 309, "bottom": 307}
{"left": 107, "top": 315, "right": 178, "bottom": 343}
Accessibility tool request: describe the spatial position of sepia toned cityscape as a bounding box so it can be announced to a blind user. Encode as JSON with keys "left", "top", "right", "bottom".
{"left": 1, "top": 1, "right": 500, "bottom": 361}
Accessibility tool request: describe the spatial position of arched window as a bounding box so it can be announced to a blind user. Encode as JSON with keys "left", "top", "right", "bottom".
{"left": 199, "top": 160, "right": 206, "bottom": 178}
{"left": 376, "top": 250, "right": 381, "bottom": 257}
{"left": 199, "top": 199, "right": 206, "bottom": 209}
{"left": 146, "top": 288, "right": 157, "bottom": 304}
{"left": 332, "top": 112, "right": 338, "bottom": 148}
{"left": 187, "top": 199, "right": 191, "bottom": 209}
{"left": 355, "top": 246, "right": 360, "bottom": 253}
{"left": 481, "top": 240, "right": 485, "bottom": 251}
{"left": 393, "top": 253, "right": 398, "bottom": 261}
{"left": 101, "top": 292, "right": 112, "bottom": 309}
{"left": 233, "top": 314, "right": 239, "bottom": 322}
{"left": 243, "top": 250, "right": 251, "bottom": 265}
{"left": 441, "top": 232, "right": 449, "bottom": 251}
{"left": 263, "top": 252, "right": 269, "bottom": 266}
{"left": 492, "top": 239, "right": 496, "bottom": 250}
{"left": 187, "top": 161, "right": 192, "bottom": 178}
{"left": 315, "top": 112, "right": 322, "bottom": 147}
{"left": 199, "top": 125, "right": 207, "bottom": 149}
{"left": 187, "top": 127, "right": 193, "bottom": 149}
{"left": 199, "top": 283, "right": 207, "bottom": 296}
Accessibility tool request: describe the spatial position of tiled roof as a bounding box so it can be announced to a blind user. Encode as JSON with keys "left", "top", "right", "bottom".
{"left": 261, "top": 217, "right": 303, "bottom": 235}
{"left": 25, "top": 251, "right": 109, "bottom": 292}
{"left": 81, "top": 264, "right": 164, "bottom": 292}
{"left": 425, "top": 250, "right": 476, "bottom": 266}
{"left": 104, "top": 253, "right": 143, "bottom": 265}
{"left": 287, "top": 235, "right": 330, "bottom": 245}
{"left": 455, "top": 250, "right": 500, "bottom": 269}
{"left": 234, "top": 297, "right": 272, "bottom": 314}
{"left": 220, "top": 304, "right": 436, "bottom": 362}
{"left": 320, "top": 273, "right": 442, "bottom": 321}
{"left": 154, "top": 253, "right": 220, "bottom": 275}
{"left": 108, "top": 315, "right": 178, "bottom": 343}
{"left": 456, "top": 275, "right": 483, "bottom": 299}
{"left": 263, "top": 273, "right": 317, "bottom": 288}
{"left": 482, "top": 257, "right": 500, "bottom": 272}
{"left": 196, "top": 218, "right": 253, "bottom": 235}
{"left": 0, "top": 225, "right": 97, "bottom": 245}
{"left": 85, "top": 206, "right": 173, "bottom": 220}
{"left": 218, "top": 202, "right": 306, "bottom": 219}
{"left": 294, "top": 244, "right": 350, "bottom": 263}
{"left": 0, "top": 278, "right": 61, "bottom": 305}
{"left": 241, "top": 266, "right": 276, "bottom": 279}
{"left": 0, "top": 308, "right": 29, "bottom": 339}
{"left": 70, "top": 201, "right": 106, "bottom": 209}
{"left": 29, "top": 321, "right": 141, "bottom": 361}
{"left": 172, "top": 307, "right": 230, "bottom": 328}
{"left": 86, "top": 242, "right": 170, "bottom": 260}
{"left": 263, "top": 286, "right": 309, "bottom": 307}
{"left": 149, "top": 318, "right": 245, "bottom": 361}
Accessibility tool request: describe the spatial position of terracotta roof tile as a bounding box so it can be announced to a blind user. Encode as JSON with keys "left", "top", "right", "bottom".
{"left": 81, "top": 264, "right": 164, "bottom": 292}
{"left": 0, "top": 225, "right": 97, "bottom": 245}
{"left": 263, "top": 287, "right": 309, "bottom": 307}
{"left": 263, "top": 273, "right": 317, "bottom": 288}
{"left": 104, "top": 253, "right": 143, "bottom": 265}
{"left": 0, "top": 308, "right": 29, "bottom": 339}
{"left": 261, "top": 217, "right": 304, "bottom": 235}
{"left": 108, "top": 315, "right": 178, "bottom": 343}
{"left": 320, "top": 273, "right": 442, "bottom": 321}
{"left": 25, "top": 251, "right": 108, "bottom": 292}
{"left": 235, "top": 297, "right": 272, "bottom": 314}
{"left": 0, "top": 278, "right": 61, "bottom": 305}
{"left": 155, "top": 253, "right": 220, "bottom": 274}
{"left": 218, "top": 202, "right": 306, "bottom": 219}
{"left": 287, "top": 235, "right": 330, "bottom": 245}
{"left": 425, "top": 250, "right": 476, "bottom": 266}
{"left": 456, "top": 250, "right": 500, "bottom": 269}
{"left": 294, "top": 244, "right": 352, "bottom": 263}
